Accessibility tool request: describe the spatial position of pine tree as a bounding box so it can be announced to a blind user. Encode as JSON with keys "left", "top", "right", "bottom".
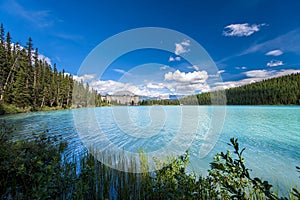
{"left": 32, "top": 48, "right": 39, "bottom": 110}
{"left": 0, "top": 24, "right": 4, "bottom": 45}
{"left": 12, "top": 49, "right": 30, "bottom": 108}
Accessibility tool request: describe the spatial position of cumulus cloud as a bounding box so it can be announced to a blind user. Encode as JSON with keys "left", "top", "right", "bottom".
{"left": 73, "top": 69, "right": 300, "bottom": 99}
{"left": 73, "top": 74, "right": 97, "bottom": 82}
{"left": 265, "top": 49, "right": 283, "bottom": 56}
{"left": 164, "top": 70, "right": 208, "bottom": 83}
{"left": 171, "top": 83, "right": 210, "bottom": 93}
{"left": 267, "top": 60, "right": 284, "bottom": 67}
{"left": 164, "top": 70, "right": 210, "bottom": 93}
{"left": 146, "top": 83, "right": 165, "bottom": 89}
{"left": 89, "top": 80, "right": 163, "bottom": 97}
{"left": 175, "top": 39, "right": 190, "bottom": 55}
{"left": 223, "top": 23, "right": 266, "bottom": 37}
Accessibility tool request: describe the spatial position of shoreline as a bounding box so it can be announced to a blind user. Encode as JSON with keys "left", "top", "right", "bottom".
{"left": 1, "top": 103, "right": 299, "bottom": 116}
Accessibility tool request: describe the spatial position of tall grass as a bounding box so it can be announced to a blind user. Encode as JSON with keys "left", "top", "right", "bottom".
{"left": 0, "top": 120, "right": 299, "bottom": 199}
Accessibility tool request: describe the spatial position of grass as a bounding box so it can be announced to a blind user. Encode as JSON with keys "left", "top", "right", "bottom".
{"left": 0, "top": 102, "right": 111, "bottom": 115}
{"left": 0, "top": 102, "right": 69, "bottom": 115}
{"left": 0, "top": 120, "right": 299, "bottom": 199}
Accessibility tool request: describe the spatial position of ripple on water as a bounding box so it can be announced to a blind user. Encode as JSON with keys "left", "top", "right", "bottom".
{"left": 1, "top": 106, "right": 300, "bottom": 194}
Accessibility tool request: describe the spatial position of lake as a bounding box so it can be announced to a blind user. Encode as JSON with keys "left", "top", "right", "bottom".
{"left": 1, "top": 106, "right": 300, "bottom": 194}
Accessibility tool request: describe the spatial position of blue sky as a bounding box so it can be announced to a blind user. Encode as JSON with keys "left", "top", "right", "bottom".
{"left": 1, "top": 0, "right": 300, "bottom": 97}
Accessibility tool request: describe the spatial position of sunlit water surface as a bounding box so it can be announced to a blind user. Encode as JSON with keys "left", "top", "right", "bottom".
{"left": 1, "top": 106, "right": 299, "bottom": 195}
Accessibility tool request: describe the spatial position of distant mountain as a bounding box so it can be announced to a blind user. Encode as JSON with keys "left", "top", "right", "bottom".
{"left": 169, "top": 94, "right": 186, "bottom": 100}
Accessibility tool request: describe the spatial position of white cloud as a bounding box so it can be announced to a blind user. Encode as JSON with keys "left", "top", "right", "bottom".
{"left": 244, "top": 70, "right": 272, "bottom": 78}
{"left": 159, "top": 94, "right": 170, "bottom": 100}
{"left": 174, "top": 83, "right": 210, "bottom": 93}
{"left": 213, "top": 69, "right": 300, "bottom": 90}
{"left": 73, "top": 68, "right": 300, "bottom": 99}
{"left": 241, "top": 29, "right": 300, "bottom": 55}
{"left": 164, "top": 70, "right": 208, "bottom": 83}
{"left": 168, "top": 56, "right": 175, "bottom": 62}
{"left": 113, "top": 69, "right": 126, "bottom": 74}
{"left": 245, "top": 69, "right": 299, "bottom": 79}
{"left": 11, "top": 42, "right": 52, "bottom": 65}
{"left": 272, "top": 69, "right": 300, "bottom": 77}
{"left": 160, "top": 65, "right": 169, "bottom": 70}
{"left": 89, "top": 79, "right": 162, "bottom": 97}
{"left": 235, "top": 66, "right": 247, "bottom": 70}
{"left": 164, "top": 70, "right": 210, "bottom": 93}
{"left": 146, "top": 83, "right": 165, "bottom": 89}
{"left": 223, "top": 23, "right": 266, "bottom": 37}
{"left": 267, "top": 60, "right": 284, "bottom": 67}
{"left": 175, "top": 39, "right": 190, "bottom": 55}
{"left": 113, "top": 68, "right": 132, "bottom": 76}
{"left": 187, "top": 65, "right": 200, "bottom": 71}
{"left": 265, "top": 49, "right": 283, "bottom": 56}
{"left": 218, "top": 70, "right": 225, "bottom": 74}
{"left": 73, "top": 74, "right": 97, "bottom": 82}
{"left": 168, "top": 56, "right": 181, "bottom": 62}
{"left": 38, "top": 54, "right": 51, "bottom": 65}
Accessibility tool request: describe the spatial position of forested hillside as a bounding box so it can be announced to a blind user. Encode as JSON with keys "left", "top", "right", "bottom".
{"left": 0, "top": 24, "right": 101, "bottom": 114}
{"left": 180, "top": 73, "right": 300, "bottom": 105}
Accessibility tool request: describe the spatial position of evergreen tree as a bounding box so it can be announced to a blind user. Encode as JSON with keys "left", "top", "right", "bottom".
{"left": 12, "top": 49, "right": 30, "bottom": 108}
{"left": 0, "top": 23, "right": 4, "bottom": 45}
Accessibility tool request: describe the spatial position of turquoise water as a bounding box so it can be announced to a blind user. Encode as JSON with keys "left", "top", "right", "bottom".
{"left": 1, "top": 106, "right": 300, "bottom": 194}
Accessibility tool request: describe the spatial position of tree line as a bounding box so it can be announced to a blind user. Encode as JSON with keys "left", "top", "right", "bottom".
{"left": 0, "top": 24, "right": 101, "bottom": 114}
{"left": 224, "top": 73, "right": 300, "bottom": 105}
{"left": 140, "top": 99, "right": 180, "bottom": 105}
{"left": 142, "top": 73, "right": 300, "bottom": 105}
{"left": 191, "top": 73, "right": 300, "bottom": 105}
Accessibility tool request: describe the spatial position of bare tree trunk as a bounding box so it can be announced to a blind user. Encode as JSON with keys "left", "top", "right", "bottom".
{"left": 0, "top": 54, "right": 19, "bottom": 101}
{"left": 40, "top": 94, "right": 45, "bottom": 108}
{"left": 33, "top": 66, "right": 37, "bottom": 108}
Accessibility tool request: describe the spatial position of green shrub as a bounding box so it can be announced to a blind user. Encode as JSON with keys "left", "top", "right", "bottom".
{"left": 209, "top": 138, "right": 278, "bottom": 199}
{"left": 0, "top": 120, "right": 67, "bottom": 199}
{"left": 3, "top": 104, "right": 20, "bottom": 114}
{"left": 0, "top": 101, "right": 5, "bottom": 115}
{"left": 0, "top": 120, "right": 299, "bottom": 199}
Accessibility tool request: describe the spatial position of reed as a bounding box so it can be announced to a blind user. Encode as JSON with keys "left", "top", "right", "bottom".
{"left": 0, "top": 120, "right": 299, "bottom": 199}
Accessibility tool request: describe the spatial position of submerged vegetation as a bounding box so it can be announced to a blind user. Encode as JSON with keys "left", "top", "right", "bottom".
{"left": 0, "top": 120, "right": 299, "bottom": 199}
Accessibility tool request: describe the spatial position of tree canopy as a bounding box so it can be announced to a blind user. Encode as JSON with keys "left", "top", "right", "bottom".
{"left": 0, "top": 24, "right": 101, "bottom": 113}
